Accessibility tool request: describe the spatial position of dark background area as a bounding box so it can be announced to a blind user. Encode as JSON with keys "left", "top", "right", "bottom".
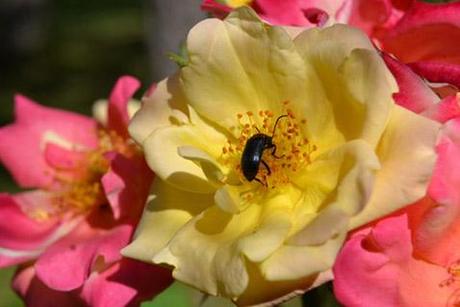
{"left": 0, "top": 0, "right": 150, "bottom": 194}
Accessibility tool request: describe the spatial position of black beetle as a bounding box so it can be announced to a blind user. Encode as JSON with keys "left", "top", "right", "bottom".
{"left": 240, "top": 115, "right": 288, "bottom": 186}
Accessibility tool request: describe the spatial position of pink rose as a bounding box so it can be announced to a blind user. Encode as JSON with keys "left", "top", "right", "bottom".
{"left": 332, "top": 54, "right": 460, "bottom": 307}
{"left": 0, "top": 76, "right": 172, "bottom": 307}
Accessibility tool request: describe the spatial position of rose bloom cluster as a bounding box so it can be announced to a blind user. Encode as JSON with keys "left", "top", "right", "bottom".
{"left": 1, "top": 1, "right": 459, "bottom": 306}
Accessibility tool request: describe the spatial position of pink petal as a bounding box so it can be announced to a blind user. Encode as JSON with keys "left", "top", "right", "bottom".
{"left": 409, "top": 61, "right": 460, "bottom": 89}
{"left": 44, "top": 143, "right": 87, "bottom": 171}
{"left": 201, "top": 0, "right": 323, "bottom": 26}
{"left": 201, "top": 0, "right": 232, "bottom": 19}
{"left": 102, "top": 153, "right": 153, "bottom": 220}
{"left": 35, "top": 222, "right": 132, "bottom": 291}
{"left": 0, "top": 95, "right": 98, "bottom": 189}
{"left": 0, "top": 193, "right": 65, "bottom": 267}
{"left": 145, "top": 83, "right": 157, "bottom": 98}
{"left": 254, "top": 0, "right": 313, "bottom": 26}
{"left": 13, "top": 266, "right": 84, "bottom": 307}
{"left": 383, "top": 1, "right": 460, "bottom": 64}
{"left": 81, "top": 258, "right": 172, "bottom": 307}
{"left": 408, "top": 118, "right": 460, "bottom": 266}
{"left": 108, "top": 76, "right": 141, "bottom": 139}
{"left": 428, "top": 118, "right": 460, "bottom": 205}
{"left": 383, "top": 53, "right": 439, "bottom": 114}
{"left": 346, "top": 0, "right": 396, "bottom": 36}
{"left": 422, "top": 94, "right": 460, "bottom": 123}
{"left": 333, "top": 229, "right": 400, "bottom": 307}
{"left": 13, "top": 266, "right": 35, "bottom": 298}
{"left": 333, "top": 214, "right": 453, "bottom": 307}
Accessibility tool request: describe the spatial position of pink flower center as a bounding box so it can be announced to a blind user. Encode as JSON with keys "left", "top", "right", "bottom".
{"left": 42, "top": 129, "right": 139, "bottom": 218}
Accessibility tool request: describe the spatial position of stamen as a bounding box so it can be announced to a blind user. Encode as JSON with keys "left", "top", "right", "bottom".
{"left": 32, "top": 128, "right": 140, "bottom": 219}
{"left": 439, "top": 260, "right": 460, "bottom": 288}
{"left": 220, "top": 101, "right": 316, "bottom": 190}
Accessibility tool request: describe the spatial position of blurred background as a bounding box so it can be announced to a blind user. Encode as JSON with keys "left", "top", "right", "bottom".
{"left": 0, "top": 0, "right": 453, "bottom": 306}
{"left": 0, "top": 0, "right": 208, "bottom": 305}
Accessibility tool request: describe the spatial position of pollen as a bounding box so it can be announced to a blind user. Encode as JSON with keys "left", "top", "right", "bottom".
{"left": 439, "top": 260, "right": 460, "bottom": 288}
{"left": 42, "top": 128, "right": 140, "bottom": 218}
{"left": 220, "top": 101, "right": 316, "bottom": 190}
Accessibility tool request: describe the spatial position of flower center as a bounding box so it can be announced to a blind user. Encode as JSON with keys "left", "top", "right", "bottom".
{"left": 220, "top": 101, "right": 316, "bottom": 191}
{"left": 48, "top": 129, "right": 139, "bottom": 217}
{"left": 440, "top": 260, "right": 460, "bottom": 288}
{"left": 438, "top": 259, "right": 460, "bottom": 306}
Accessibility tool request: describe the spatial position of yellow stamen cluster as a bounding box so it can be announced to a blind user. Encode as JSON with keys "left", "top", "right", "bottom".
{"left": 220, "top": 101, "right": 317, "bottom": 190}
{"left": 439, "top": 260, "right": 460, "bottom": 288}
{"left": 439, "top": 260, "right": 460, "bottom": 306}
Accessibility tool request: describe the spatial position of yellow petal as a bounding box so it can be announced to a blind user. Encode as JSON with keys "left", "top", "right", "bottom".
{"left": 121, "top": 179, "right": 213, "bottom": 262}
{"left": 214, "top": 185, "right": 246, "bottom": 214}
{"left": 182, "top": 8, "right": 312, "bottom": 131}
{"left": 143, "top": 124, "right": 224, "bottom": 193}
{"left": 128, "top": 74, "right": 189, "bottom": 144}
{"left": 295, "top": 24, "right": 374, "bottom": 73}
{"left": 332, "top": 139, "right": 381, "bottom": 217}
{"left": 237, "top": 189, "right": 300, "bottom": 262}
{"left": 349, "top": 105, "right": 440, "bottom": 228}
{"left": 178, "top": 146, "right": 227, "bottom": 185}
{"left": 295, "top": 25, "right": 397, "bottom": 147}
{"left": 291, "top": 139, "right": 379, "bottom": 236}
{"left": 154, "top": 205, "right": 260, "bottom": 298}
{"left": 287, "top": 206, "right": 348, "bottom": 246}
{"left": 236, "top": 261, "right": 318, "bottom": 306}
{"left": 260, "top": 232, "right": 346, "bottom": 281}
{"left": 340, "top": 48, "right": 397, "bottom": 147}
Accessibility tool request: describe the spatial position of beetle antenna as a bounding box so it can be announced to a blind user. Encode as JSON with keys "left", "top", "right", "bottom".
{"left": 271, "top": 115, "right": 288, "bottom": 137}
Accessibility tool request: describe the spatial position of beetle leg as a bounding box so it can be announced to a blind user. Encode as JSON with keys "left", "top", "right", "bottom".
{"left": 254, "top": 177, "right": 267, "bottom": 187}
{"left": 270, "top": 145, "right": 284, "bottom": 159}
{"left": 261, "top": 160, "right": 271, "bottom": 175}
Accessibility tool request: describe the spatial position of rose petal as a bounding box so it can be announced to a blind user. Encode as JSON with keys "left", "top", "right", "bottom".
{"left": 108, "top": 76, "right": 141, "bottom": 139}
{"left": 81, "top": 258, "right": 172, "bottom": 307}
{"left": 0, "top": 95, "right": 98, "bottom": 188}
{"left": 101, "top": 153, "right": 153, "bottom": 220}
{"left": 122, "top": 179, "right": 212, "bottom": 262}
{"left": 182, "top": 9, "right": 315, "bottom": 133}
{"left": 422, "top": 93, "right": 460, "bottom": 123}
{"left": 409, "top": 61, "right": 460, "bottom": 89}
{"left": 383, "top": 1, "right": 460, "bottom": 64}
{"left": 349, "top": 106, "right": 439, "bottom": 228}
{"left": 0, "top": 192, "right": 75, "bottom": 267}
{"left": 295, "top": 24, "right": 396, "bottom": 147}
{"left": 35, "top": 223, "right": 131, "bottom": 291}
{"left": 143, "top": 125, "right": 223, "bottom": 194}
{"left": 13, "top": 266, "right": 84, "bottom": 307}
{"left": 128, "top": 75, "right": 189, "bottom": 145}
{"left": 409, "top": 118, "right": 460, "bottom": 266}
{"left": 334, "top": 214, "right": 453, "bottom": 307}
{"left": 383, "top": 53, "right": 439, "bottom": 114}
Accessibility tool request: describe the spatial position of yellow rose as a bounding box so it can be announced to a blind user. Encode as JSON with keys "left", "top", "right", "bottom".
{"left": 122, "top": 8, "right": 439, "bottom": 306}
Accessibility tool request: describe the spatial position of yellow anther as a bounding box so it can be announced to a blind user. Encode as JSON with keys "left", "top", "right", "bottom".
{"left": 219, "top": 101, "right": 316, "bottom": 189}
